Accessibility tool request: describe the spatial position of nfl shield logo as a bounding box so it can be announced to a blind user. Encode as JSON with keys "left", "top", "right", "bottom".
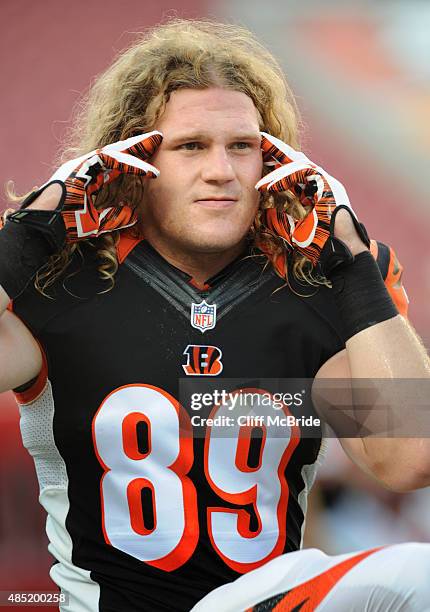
{"left": 191, "top": 300, "right": 217, "bottom": 333}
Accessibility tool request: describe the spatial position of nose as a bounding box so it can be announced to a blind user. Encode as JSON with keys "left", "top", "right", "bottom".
{"left": 200, "top": 146, "right": 236, "bottom": 183}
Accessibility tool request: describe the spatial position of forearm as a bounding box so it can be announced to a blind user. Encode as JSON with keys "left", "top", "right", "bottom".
{"left": 346, "top": 315, "right": 430, "bottom": 378}
{"left": 327, "top": 237, "right": 430, "bottom": 489}
{"left": 340, "top": 435, "right": 430, "bottom": 492}
{"left": 345, "top": 304, "right": 430, "bottom": 490}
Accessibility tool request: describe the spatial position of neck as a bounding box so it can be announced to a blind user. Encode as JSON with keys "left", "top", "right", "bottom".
{"left": 146, "top": 236, "right": 247, "bottom": 289}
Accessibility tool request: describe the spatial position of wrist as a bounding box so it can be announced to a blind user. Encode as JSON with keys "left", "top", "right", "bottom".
{"left": 0, "top": 221, "right": 53, "bottom": 300}
{"left": 348, "top": 243, "right": 369, "bottom": 257}
{"left": 27, "top": 182, "right": 63, "bottom": 211}
{"left": 330, "top": 250, "right": 399, "bottom": 342}
{"left": 6, "top": 181, "right": 67, "bottom": 253}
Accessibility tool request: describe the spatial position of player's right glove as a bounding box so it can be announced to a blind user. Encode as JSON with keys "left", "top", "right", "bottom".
{"left": 6, "top": 131, "right": 163, "bottom": 251}
{"left": 0, "top": 131, "right": 162, "bottom": 300}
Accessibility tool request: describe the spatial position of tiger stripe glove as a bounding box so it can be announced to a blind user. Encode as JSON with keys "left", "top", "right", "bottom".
{"left": 7, "top": 131, "right": 163, "bottom": 250}
{"left": 255, "top": 132, "right": 370, "bottom": 274}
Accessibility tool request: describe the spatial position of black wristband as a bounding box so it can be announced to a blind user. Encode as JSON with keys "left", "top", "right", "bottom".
{"left": 0, "top": 220, "right": 53, "bottom": 300}
{"left": 330, "top": 250, "right": 399, "bottom": 342}
{"left": 6, "top": 180, "right": 67, "bottom": 252}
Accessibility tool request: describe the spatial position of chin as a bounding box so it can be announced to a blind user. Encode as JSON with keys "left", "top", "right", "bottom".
{"left": 185, "top": 236, "right": 246, "bottom": 254}
{"left": 191, "top": 223, "right": 251, "bottom": 247}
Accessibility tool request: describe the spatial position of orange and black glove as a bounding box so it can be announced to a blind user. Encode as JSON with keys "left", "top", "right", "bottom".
{"left": 1, "top": 132, "right": 162, "bottom": 300}
{"left": 255, "top": 132, "right": 370, "bottom": 275}
{"left": 7, "top": 131, "right": 162, "bottom": 250}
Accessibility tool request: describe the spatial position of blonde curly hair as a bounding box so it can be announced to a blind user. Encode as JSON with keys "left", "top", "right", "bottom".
{"left": 7, "top": 17, "right": 318, "bottom": 295}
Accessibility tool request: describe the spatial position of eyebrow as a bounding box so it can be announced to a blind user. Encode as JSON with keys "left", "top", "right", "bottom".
{"left": 166, "top": 132, "right": 261, "bottom": 145}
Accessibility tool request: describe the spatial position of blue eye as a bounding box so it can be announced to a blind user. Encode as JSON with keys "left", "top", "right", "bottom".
{"left": 233, "top": 142, "right": 250, "bottom": 149}
{"left": 180, "top": 142, "right": 201, "bottom": 150}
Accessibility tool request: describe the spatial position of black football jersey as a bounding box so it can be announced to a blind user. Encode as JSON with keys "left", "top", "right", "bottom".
{"left": 10, "top": 235, "right": 345, "bottom": 611}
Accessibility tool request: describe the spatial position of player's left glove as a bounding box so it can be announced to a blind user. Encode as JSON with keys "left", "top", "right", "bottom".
{"left": 255, "top": 132, "right": 370, "bottom": 275}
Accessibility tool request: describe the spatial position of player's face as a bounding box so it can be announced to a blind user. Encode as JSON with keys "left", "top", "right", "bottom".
{"left": 142, "top": 88, "right": 263, "bottom": 256}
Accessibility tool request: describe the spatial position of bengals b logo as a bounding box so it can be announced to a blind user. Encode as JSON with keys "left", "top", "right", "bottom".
{"left": 182, "top": 345, "right": 223, "bottom": 376}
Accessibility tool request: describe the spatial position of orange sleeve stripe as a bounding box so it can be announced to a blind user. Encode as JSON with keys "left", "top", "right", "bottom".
{"left": 13, "top": 340, "right": 48, "bottom": 404}
{"left": 7, "top": 300, "right": 49, "bottom": 403}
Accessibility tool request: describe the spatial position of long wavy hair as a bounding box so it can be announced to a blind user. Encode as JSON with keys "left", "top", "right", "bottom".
{"left": 6, "top": 17, "right": 319, "bottom": 295}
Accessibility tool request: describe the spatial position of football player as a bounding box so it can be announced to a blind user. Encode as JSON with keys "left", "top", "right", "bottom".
{"left": 0, "top": 18, "right": 429, "bottom": 612}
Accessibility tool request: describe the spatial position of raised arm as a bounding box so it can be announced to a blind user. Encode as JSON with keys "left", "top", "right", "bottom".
{"left": 0, "top": 184, "right": 62, "bottom": 393}
{"left": 315, "top": 210, "right": 430, "bottom": 492}
{"left": 255, "top": 132, "right": 430, "bottom": 492}
{"left": 0, "top": 131, "right": 162, "bottom": 394}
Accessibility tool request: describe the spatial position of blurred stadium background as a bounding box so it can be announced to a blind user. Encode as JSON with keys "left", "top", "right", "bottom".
{"left": 1, "top": 0, "right": 429, "bottom": 608}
